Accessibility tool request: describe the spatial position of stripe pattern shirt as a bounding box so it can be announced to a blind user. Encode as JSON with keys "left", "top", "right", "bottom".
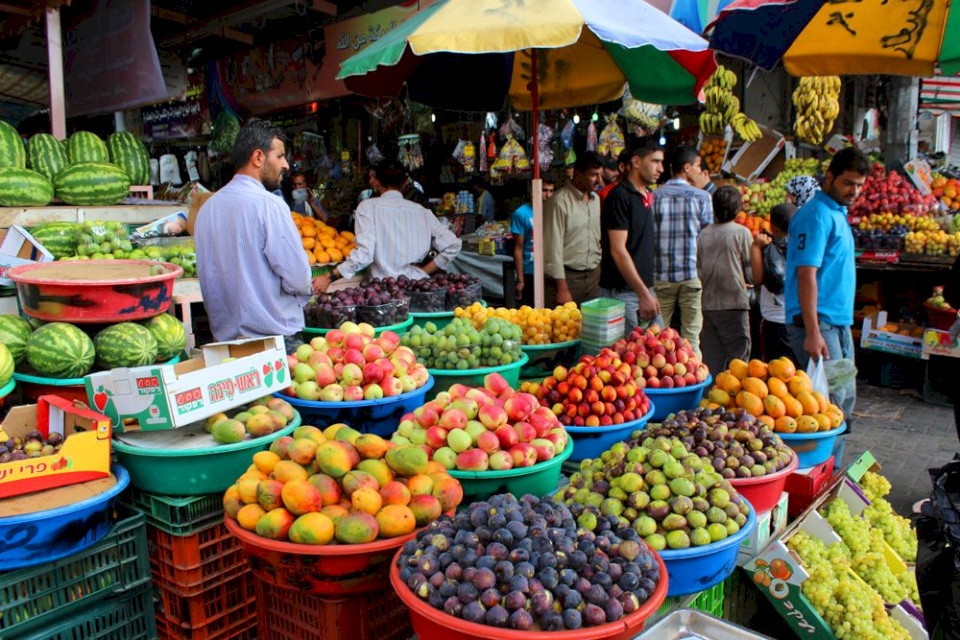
{"left": 652, "top": 178, "right": 714, "bottom": 282}
{"left": 195, "top": 174, "right": 311, "bottom": 341}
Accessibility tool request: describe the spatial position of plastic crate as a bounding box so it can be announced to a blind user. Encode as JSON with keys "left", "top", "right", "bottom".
{"left": 581, "top": 297, "right": 626, "bottom": 319}
{"left": 20, "top": 583, "right": 156, "bottom": 640}
{"left": 154, "top": 587, "right": 256, "bottom": 640}
{"left": 124, "top": 488, "right": 223, "bottom": 536}
{"left": 154, "top": 569, "right": 255, "bottom": 629}
{"left": 0, "top": 507, "right": 151, "bottom": 638}
{"left": 148, "top": 522, "right": 249, "bottom": 595}
{"left": 254, "top": 575, "right": 413, "bottom": 640}
{"left": 657, "top": 580, "right": 726, "bottom": 618}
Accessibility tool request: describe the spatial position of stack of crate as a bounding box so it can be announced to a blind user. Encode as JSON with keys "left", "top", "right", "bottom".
{"left": 125, "top": 488, "right": 257, "bottom": 639}
{"left": 580, "top": 298, "right": 626, "bottom": 354}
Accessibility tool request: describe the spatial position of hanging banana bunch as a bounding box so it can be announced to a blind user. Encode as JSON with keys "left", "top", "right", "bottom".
{"left": 792, "top": 76, "right": 841, "bottom": 146}
{"left": 699, "top": 65, "right": 761, "bottom": 142}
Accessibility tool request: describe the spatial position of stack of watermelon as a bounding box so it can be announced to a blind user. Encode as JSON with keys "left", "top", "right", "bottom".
{"left": 0, "top": 120, "right": 151, "bottom": 208}
{"left": 0, "top": 313, "right": 186, "bottom": 380}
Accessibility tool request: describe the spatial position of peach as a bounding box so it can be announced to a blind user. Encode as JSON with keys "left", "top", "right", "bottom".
{"left": 382, "top": 378, "right": 403, "bottom": 397}
{"left": 484, "top": 372, "right": 510, "bottom": 396}
{"left": 425, "top": 426, "right": 450, "bottom": 449}
{"left": 465, "top": 388, "right": 495, "bottom": 407}
{"left": 476, "top": 430, "right": 501, "bottom": 454}
{"left": 489, "top": 450, "right": 514, "bottom": 471}
{"left": 415, "top": 406, "right": 440, "bottom": 428}
{"left": 478, "top": 404, "right": 508, "bottom": 430}
{"left": 448, "top": 383, "right": 471, "bottom": 400}
{"left": 341, "top": 363, "right": 363, "bottom": 387}
{"left": 512, "top": 421, "right": 537, "bottom": 443}
{"left": 530, "top": 438, "right": 556, "bottom": 462}
{"left": 509, "top": 444, "right": 538, "bottom": 467}
{"left": 438, "top": 408, "right": 468, "bottom": 430}
{"left": 362, "top": 362, "right": 383, "bottom": 385}
{"left": 456, "top": 449, "right": 489, "bottom": 471}
{"left": 495, "top": 425, "right": 519, "bottom": 449}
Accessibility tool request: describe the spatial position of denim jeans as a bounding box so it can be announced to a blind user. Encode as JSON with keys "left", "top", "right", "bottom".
{"left": 600, "top": 288, "right": 664, "bottom": 339}
{"left": 786, "top": 321, "right": 856, "bottom": 422}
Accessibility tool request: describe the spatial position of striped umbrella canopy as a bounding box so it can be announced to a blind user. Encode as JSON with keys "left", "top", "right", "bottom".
{"left": 669, "top": 0, "right": 737, "bottom": 35}
{"left": 707, "top": 0, "right": 960, "bottom": 77}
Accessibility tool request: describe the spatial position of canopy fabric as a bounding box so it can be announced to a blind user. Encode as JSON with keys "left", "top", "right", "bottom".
{"left": 669, "top": 0, "right": 737, "bottom": 34}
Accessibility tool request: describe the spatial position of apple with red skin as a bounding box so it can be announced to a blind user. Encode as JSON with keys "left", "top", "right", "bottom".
{"left": 438, "top": 408, "right": 468, "bottom": 430}
{"left": 509, "top": 443, "right": 538, "bottom": 468}
{"left": 478, "top": 404, "right": 508, "bottom": 430}
{"left": 343, "top": 385, "right": 364, "bottom": 401}
{"left": 495, "top": 425, "right": 519, "bottom": 449}
{"left": 513, "top": 421, "right": 537, "bottom": 443}
{"left": 660, "top": 363, "right": 674, "bottom": 377}
{"left": 531, "top": 438, "right": 556, "bottom": 462}
{"left": 476, "top": 430, "right": 501, "bottom": 454}
{"left": 489, "top": 450, "right": 514, "bottom": 471}
{"left": 415, "top": 406, "right": 440, "bottom": 429}
{"left": 425, "top": 426, "right": 449, "bottom": 449}
{"left": 456, "top": 449, "right": 489, "bottom": 471}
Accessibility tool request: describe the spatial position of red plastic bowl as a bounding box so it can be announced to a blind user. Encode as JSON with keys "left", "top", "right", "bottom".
{"left": 925, "top": 303, "right": 957, "bottom": 331}
{"left": 728, "top": 453, "right": 799, "bottom": 513}
{"left": 390, "top": 547, "right": 669, "bottom": 640}
{"left": 225, "top": 512, "right": 451, "bottom": 596}
{"left": 8, "top": 260, "right": 182, "bottom": 323}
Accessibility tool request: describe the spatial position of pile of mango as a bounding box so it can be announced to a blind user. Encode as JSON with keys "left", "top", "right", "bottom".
{"left": 293, "top": 213, "right": 356, "bottom": 265}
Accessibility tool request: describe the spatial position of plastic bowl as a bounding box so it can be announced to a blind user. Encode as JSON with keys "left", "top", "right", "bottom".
{"left": 410, "top": 310, "right": 456, "bottom": 330}
{"left": 729, "top": 454, "right": 799, "bottom": 513}
{"left": 111, "top": 413, "right": 300, "bottom": 495}
{"left": 224, "top": 511, "right": 452, "bottom": 596}
{"left": 0, "top": 378, "right": 14, "bottom": 407}
{"left": 13, "top": 355, "right": 181, "bottom": 404}
{"left": 564, "top": 402, "right": 656, "bottom": 463}
{"left": 777, "top": 423, "right": 846, "bottom": 467}
{"left": 390, "top": 545, "right": 669, "bottom": 640}
{"left": 278, "top": 376, "right": 434, "bottom": 436}
{"left": 426, "top": 354, "right": 529, "bottom": 401}
{"left": 924, "top": 303, "right": 957, "bottom": 331}
{"left": 302, "top": 316, "right": 413, "bottom": 338}
{"left": 8, "top": 260, "right": 182, "bottom": 323}
{"left": 659, "top": 502, "right": 756, "bottom": 597}
{"left": 519, "top": 339, "right": 581, "bottom": 378}
{"left": 643, "top": 375, "right": 713, "bottom": 421}
{"left": 448, "top": 438, "right": 574, "bottom": 503}
{"left": 0, "top": 465, "right": 130, "bottom": 571}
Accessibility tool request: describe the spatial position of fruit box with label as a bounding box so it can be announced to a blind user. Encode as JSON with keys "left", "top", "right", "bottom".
{"left": 84, "top": 336, "right": 287, "bottom": 432}
{"left": 0, "top": 225, "right": 55, "bottom": 286}
{"left": 745, "top": 476, "right": 925, "bottom": 640}
{"left": 737, "top": 491, "right": 789, "bottom": 567}
{"left": 922, "top": 328, "right": 960, "bottom": 359}
{"left": 0, "top": 395, "right": 112, "bottom": 499}
{"left": 784, "top": 456, "right": 836, "bottom": 518}
{"left": 860, "top": 311, "right": 924, "bottom": 359}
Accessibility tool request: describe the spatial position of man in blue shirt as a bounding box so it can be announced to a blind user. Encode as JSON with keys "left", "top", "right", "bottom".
{"left": 784, "top": 147, "right": 867, "bottom": 427}
{"left": 511, "top": 173, "right": 556, "bottom": 307}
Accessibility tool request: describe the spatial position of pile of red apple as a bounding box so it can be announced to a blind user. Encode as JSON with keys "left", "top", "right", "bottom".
{"left": 609, "top": 327, "right": 710, "bottom": 390}
{"left": 848, "top": 162, "right": 938, "bottom": 219}
{"left": 532, "top": 350, "right": 651, "bottom": 428}
{"left": 280, "top": 324, "right": 430, "bottom": 402}
{"left": 391, "top": 373, "right": 569, "bottom": 472}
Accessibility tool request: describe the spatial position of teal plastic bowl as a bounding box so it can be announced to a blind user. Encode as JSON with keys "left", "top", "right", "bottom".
{"left": 565, "top": 401, "right": 656, "bottom": 462}
{"left": 14, "top": 355, "right": 181, "bottom": 405}
{"left": 426, "top": 353, "right": 529, "bottom": 401}
{"left": 448, "top": 438, "right": 574, "bottom": 504}
{"left": 302, "top": 316, "right": 413, "bottom": 338}
{"left": 111, "top": 411, "right": 301, "bottom": 496}
{"left": 410, "top": 310, "right": 455, "bottom": 330}
{"left": 644, "top": 375, "right": 713, "bottom": 421}
{"left": 519, "top": 339, "right": 581, "bottom": 379}
{"left": 777, "top": 423, "right": 846, "bottom": 467}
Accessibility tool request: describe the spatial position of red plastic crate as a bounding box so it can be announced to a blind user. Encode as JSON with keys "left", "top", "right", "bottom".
{"left": 148, "top": 523, "right": 248, "bottom": 593}
{"left": 154, "top": 591, "right": 256, "bottom": 640}
{"left": 154, "top": 570, "right": 255, "bottom": 630}
{"left": 254, "top": 576, "right": 413, "bottom": 640}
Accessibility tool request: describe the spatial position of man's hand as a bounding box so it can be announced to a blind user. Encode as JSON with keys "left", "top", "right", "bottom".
{"left": 753, "top": 231, "right": 772, "bottom": 248}
{"left": 639, "top": 290, "right": 660, "bottom": 320}
{"left": 515, "top": 277, "right": 525, "bottom": 297}
{"left": 313, "top": 274, "right": 332, "bottom": 295}
{"left": 555, "top": 288, "right": 573, "bottom": 305}
{"left": 803, "top": 330, "right": 830, "bottom": 360}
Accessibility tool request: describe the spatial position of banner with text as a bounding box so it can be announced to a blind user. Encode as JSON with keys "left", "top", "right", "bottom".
{"left": 142, "top": 70, "right": 207, "bottom": 140}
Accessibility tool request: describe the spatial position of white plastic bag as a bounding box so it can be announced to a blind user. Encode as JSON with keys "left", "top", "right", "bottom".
{"left": 806, "top": 357, "right": 829, "bottom": 397}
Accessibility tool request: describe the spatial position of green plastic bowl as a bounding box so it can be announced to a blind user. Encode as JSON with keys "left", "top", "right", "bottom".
{"left": 425, "top": 353, "right": 529, "bottom": 401}
{"left": 410, "top": 300, "right": 487, "bottom": 330}
{"left": 519, "top": 339, "right": 581, "bottom": 379}
{"left": 302, "top": 316, "right": 413, "bottom": 338}
{"left": 111, "top": 411, "right": 301, "bottom": 496}
{"left": 449, "top": 437, "right": 574, "bottom": 503}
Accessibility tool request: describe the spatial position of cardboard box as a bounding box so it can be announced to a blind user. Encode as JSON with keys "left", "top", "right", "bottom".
{"left": 0, "top": 396, "right": 112, "bottom": 499}
{"left": 922, "top": 328, "right": 960, "bottom": 359}
{"left": 784, "top": 456, "right": 836, "bottom": 518}
{"left": 697, "top": 126, "right": 734, "bottom": 176}
{"left": 84, "top": 336, "right": 288, "bottom": 432}
{"left": 723, "top": 125, "right": 786, "bottom": 182}
{"left": 904, "top": 157, "right": 934, "bottom": 195}
{"left": 0, "top": 225, "right": 55, "bottom": 286}
{"left": 738, "top": 491, "right": 789, "bottom": 567}
{"left": 860, "top": 310, "right": 924, "bottom": 359}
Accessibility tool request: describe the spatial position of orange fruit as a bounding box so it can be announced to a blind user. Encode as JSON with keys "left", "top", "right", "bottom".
{"left": 774, "top": 416, "right": 797, "bottom": 433}
{"left": 813, "top": 414, "right": 832, "bottom": 431}
{"left": 796, "top": 416, "right": 820, "bottom": 433}
{"left": 767, "top": 378, "right": 789, "bottom": 400}
{"left": 757, "top": 415, "right": 776, "bottom": 429}
{"left": 735, "top": 391, "right": 764, "bottom": 417}
{"left": 763, "top": 395, "right": 786, "bottom": 419}
{"left": 783, "top": 396, "right": 804, "bottom": 419}
{"left": 728, "top": 359, "right": 749, "bottom": 380}
{"left": 747, "top": 359, "right": 769, "bottom": 380}
{"left": 768, "top": 357, "right": 796, "bottom": 381}
{"left": 787, "top": 376, "right": 812, "bottom": 397}
{"left": 741, "top": 377, "right": 769, "bottom": 399}
{"left": 811, "top": 391, "right": 830, "bottom": 413}
{"left": 796, "top": 391, "right": 820, "bottom": 416}
{"left": 715, "top": 371, "right": 742, "bottom": 395}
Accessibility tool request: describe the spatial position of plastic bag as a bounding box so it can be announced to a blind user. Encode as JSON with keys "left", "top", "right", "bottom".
{"left": 598, "top": 115, "right": 625, "bottom": 158}
{"left": 537, "top": 123, "right": 554, "bottom": 171}
{"left": 586, "top": 122, "right": 598, "bottom": 152}
{"left": 365, "top": 140, "right": 384, "bottom": 165}
{"left": 805, "top": 357, "right": 829, "bottom": 396}
{"left": 560, "top": 120, "right": 576, "bottom": 150}
{"left": 824, "top": 359, "right": 857, "bottom": 393}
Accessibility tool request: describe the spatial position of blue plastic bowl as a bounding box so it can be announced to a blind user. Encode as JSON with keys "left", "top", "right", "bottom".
{"left": 279, "top": 376, "right": 435, "bottom": 436}
{"left": 564, "top": 401, "right": 656, "bottom": 462}
{"left": 777, "top": 423, "right": 846, "bottom": 467}
{"left": 0, "top": 465, "right": 130, "bottom": 571}
{"left": 659, "top": 501, "right": 756, "bottom": 597}
{"left": 643, "top": 375, "right": 713, "bottom": 421}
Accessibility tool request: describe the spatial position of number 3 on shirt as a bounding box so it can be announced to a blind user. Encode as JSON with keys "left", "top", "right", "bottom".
{"left": 797, "top": 233, "right": 806, "bottom": 251}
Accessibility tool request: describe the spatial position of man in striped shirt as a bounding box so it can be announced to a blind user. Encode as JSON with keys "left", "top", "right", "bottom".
{"left": 652, "top": 146, "right": 714, "bottom": 357}
{"left": 195, "top": 119, "right": 315, "bottom": 354}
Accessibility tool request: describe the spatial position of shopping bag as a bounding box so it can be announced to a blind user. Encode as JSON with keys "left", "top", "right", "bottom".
{"left": 805, "top": 357, "right": 829, "bottom": 397}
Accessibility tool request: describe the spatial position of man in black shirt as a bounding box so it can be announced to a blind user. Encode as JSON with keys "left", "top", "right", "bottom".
{"left": 600, "top": 139, "right": 665, "bottom": 335}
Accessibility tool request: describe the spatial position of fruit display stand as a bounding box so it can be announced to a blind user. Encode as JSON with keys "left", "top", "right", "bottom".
{"left": 281, "top": 377, "right": 435, "bottom": 436}
{"left": 111, "top": 412, "right": 301, "bottom": 495}
{"left": 564, "top": 403, "right": 655, "bottom": 462}
{"left": 643, "top": 375, "right": 713, "bottom": 421}
{"left": 448, "top": 437, "right": 574, "bottom": 503}
{"left": 777, "top": 423, "right": 845, "bottom": 467}
{"left": 426, "top": 353, "right": 529, "bottom": 401}
{"left": 0, "top": 204, "right": 186, "bottom": 230}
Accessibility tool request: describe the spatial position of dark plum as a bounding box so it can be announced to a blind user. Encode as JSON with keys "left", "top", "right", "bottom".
{"left": 503, "top": 590, "right": 526, "bottom": 611}
{"left": 540, "top": 611, "right": 565, "bottom": 632}
{"left": 508, "top": 609, "right": 534, "bottom": 631}
{"left": 603, "top": 597, "right": 624, "bottom": 622}
{"left": 583, "top": 604, "right": 607, "bottom": 627}
{"left": 584, "top": 584, "right": 608, "bottom": 606}
{"left": 507, "top": 575, "right": 529, "bottom": 594}
{"left": 457, "top": 582, "right": 479, "bottom": 603}
{"left": 471, "top": 568, "right": 496, "bottom": 591}
{"left": 480, "top": 588, "right": 502, "bottom": 609}
{"left": 462, "top": 601, "right": 486, "bottom": 624}
{"left": 563, "top": 608, "right": 583, "bottom": 630}
{"left": 494, "top": 561, "right": 514, "bottom": 582}
{"left": 530, "top": 590, "right": 554, "bottom": 617}
{"left": 485, "top": 605, "right": 510, "bottom": 628}
{"left": 443, "top": 596, "right": 463, "bottom": 617}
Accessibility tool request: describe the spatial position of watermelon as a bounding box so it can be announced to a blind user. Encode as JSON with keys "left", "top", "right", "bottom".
{"left": 0, "top": 343, "right": 12, "bottom": 387}
{"left": 27, "top": 133, "right": 68, "bottom": 180}
{"left": 107, "top": 132, "right": 150, "bottom": 185}
{"left": 0, "top": 314, "right": 33, "bottom": 365}
{"left": 26, "top": 322, "right": 95, "bottom": 379}
{"left": 0, "top": 167, "right": 54, "bottom": 206}
{"left": 94, "top": 322, "right": 158, "bottom": 369}
{"left": 67, "top": 131, "right": 108, "bottom": 164}
{"left": 29, "top": 222, "right": 80, "bottom": 259}
{"left": 0, "top": 121, "right": 25, "bottom": 169}
{"left": 142, "top": 313, "right": 186, "bottom": 361}
{"left": 55, "top": 162, "right": 130, "bottom": 206}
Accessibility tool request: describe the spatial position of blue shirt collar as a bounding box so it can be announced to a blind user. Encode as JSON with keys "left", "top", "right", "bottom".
{"left": 810, "top": 190, "right": 846, "bottom": 213}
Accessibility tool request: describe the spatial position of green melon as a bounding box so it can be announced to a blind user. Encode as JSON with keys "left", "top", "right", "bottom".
{"left": 27, "top": 133, "right": 68, "bottom": 180}
{"left": 67, "top": 131, "right": 108, "bottom": 164}
{"left": 55, "top": 162, "right": 130, "bottom": 206}
{"left": 94, "top": 322, "right": 158, "bottom": 369}
{"left": 0, "top": 344, "right": 13, "bottom": 387}
{"left": 0, "top": 314, "right": 33, "bottom": 365}
{"left": 0, "top": 120, "right": 25, "bottom": 169}
{"left": 29, "top": 222, "right": 80, "bottom": 259}
{"left": 107, "top": 132, "right": 150, "bottom": 185}
{"left": 26, "top": 322, "right": 95, "bottom": 379}
{"left": 0, "top": 167, "right": 53, "bottom": 206}
{"left": 142, "top": 313, "right": 185, "bottom": 362}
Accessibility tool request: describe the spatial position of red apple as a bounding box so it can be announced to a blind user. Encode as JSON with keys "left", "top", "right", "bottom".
{"left": 509, "top": 443, "right": 538, "bottom": 468}
{"left": 495, "top": 425, "right": 519, "bottom": 449}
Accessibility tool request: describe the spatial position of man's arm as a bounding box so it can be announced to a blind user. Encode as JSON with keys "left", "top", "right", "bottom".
{"left": 512, "top": 233, "right": 526, "bottom": 293}
{"left": 609, "top": 229, "right": 659, "bottom": 319}
{"left": 308, "top": 198, "right": 328, "bottom": 222}
{"left": 263, "top": 208, "right": 311, "bottom": 298}
{"left": 423, "top": 214, "right": 462, "bottom": 275}
{"left": 699, "top": 195, "right": 714, "bottom": 227}
{"left": 336, "top": 208, "right": 375, "bottom": 279}
{"left": 798, "top": 266, "right": 828, "bottom": 359}
{"left": 543, "top": 198, "right": 571, "bottom": 303}
{"left": 750, "top": 234, "right": 770, "bottom": 289}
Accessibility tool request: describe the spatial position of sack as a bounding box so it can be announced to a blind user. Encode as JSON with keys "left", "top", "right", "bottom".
{"left": 805, "top": 357, "right": 829, "bottom": 397}
{"left": 762, "top": 239, "right": 787, "bottom": 295}
{"left": 824, "top": 359, "right": 857, "bottom": 392}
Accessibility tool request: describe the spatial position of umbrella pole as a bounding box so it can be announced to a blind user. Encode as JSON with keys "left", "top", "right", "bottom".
{"left": 531, "top": 50, "right": 545, "bottom": 310}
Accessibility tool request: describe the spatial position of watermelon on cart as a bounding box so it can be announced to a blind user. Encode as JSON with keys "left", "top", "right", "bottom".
{"left": 26, "top": 322, "right": 95, "bottom": 379}
{"left": 67, "top": 131, "right": 108, "bottom": 165}
{"left": 107, "top": 132, "right": 150, "bottom": 185}
{"left": 27, "top": 133, "right": 68, "bottom": 181}
{"left": 0, "top": 120, "right": 25, "bottom": 169}
{"left": 142, "top": 313, "right": 186, "bottom": 362}
{"left": 94, "top": 322, "right": 157, "bottom": 369}
{"left": 55, "top": 163, "right": 130, "bottom": 206}
{"left": 0, "top": 314, "right": 33, "bottom": 365}
{"left": 0, "top": 167, "right": 53, "bottom": 206}
{"left": 0, "top": 343, "right": 12, "bottom": 387}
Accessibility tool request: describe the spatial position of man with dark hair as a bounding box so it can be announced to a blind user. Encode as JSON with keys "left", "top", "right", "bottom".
{"left": 289, "top": 172, "right": 327, "bottom": 221}
{"left": 316, "top": 160, "right": 461, "bottom": 286}
{"left": 544, "top": 151, "right": 604, "bottom": 305}
{"left": 598, "top": 156, "right": 621, "bottom": 203}
{"left": 784, "top": 147, "right": 868, "bottom": 425}
{"left": 367, "top": 163, "right": 430, "bottom": 209}
{"left": 600, "top": 140, "right": 663, "bottom": 335}
{"left": 697, "top": 186, "right": 753, "bottom": 374}
{"left": 653, "top": 145, "right": 713, "bottom": 357}
{"left": 196, "top": 119, "right": 316, "bottom": 353}
{"left": 752, "top": 203, "right": 797, "bottom": 362}
{"left": 511, "top": 173, "right": 557, "bottom": 307}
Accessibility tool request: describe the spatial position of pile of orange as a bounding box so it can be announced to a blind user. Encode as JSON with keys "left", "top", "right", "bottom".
{"left": 932, "top": 175, "right": 960, "bottom": 211}
{"left": 293, "top": 213, "right": 356, "bottom": 265}
{"left": 701, "top": 357, "right": 844, "bottom": 434}
{"left": 735, "top": 211, "right": 771, "bottom": 236}
{"left": 699, "top": 137, "right": 728, "bottom": 175}
{"left": 455, "top": 301, "right": 582, "bottom": 344}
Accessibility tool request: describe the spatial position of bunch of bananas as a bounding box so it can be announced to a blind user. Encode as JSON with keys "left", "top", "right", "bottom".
{"left": 699, "top": 66, "right": 761, "bottom": 142}
{"left": 793, "top": 76, "right": 841, "bottom": 146}
{"left": 730, "top": 113, "right": 762, "bottom": 143}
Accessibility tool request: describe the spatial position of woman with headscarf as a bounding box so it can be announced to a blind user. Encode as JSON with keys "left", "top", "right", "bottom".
{"left": 785, "top": 175, "right": 821, "bottom": 209}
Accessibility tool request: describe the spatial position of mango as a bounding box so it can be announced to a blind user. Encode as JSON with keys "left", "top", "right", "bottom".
{"left": 333, "top": 425, "right": 362, "bottom": 445}
{"left": 375, "top": 505, "right": 417, "bottom": 538}
{"left": 237, "top": 477, "right": 260, "bottom": 504}
{"left": 406, "top": 474, "right": 435, "bottom": 497}
{"left": 307, "top": 473, "right": 342, "bottom": 506}
{"left": 223, "top": 485, "right": 244, "bottom": 519}
{"left": 380, "top": 481, "right": 412, "bottom": 506}
{"left": 269, "top": 436, "right": 294, "bottom": 459}
{"left": 257, "top": 479, "right": 285, "bottom": 511}
{"left": 323, "top": 424, "right": 347, "bottom": 441}
{"left": 255, "top": 508, "right": 295, "bottom": 540}
{"left": 287, "top": 438, "right": 319, "bottom": 465}
{"left": 252, "top": 451, "right": 281, "bottom": 474}
{"left": 237, "top": 503, "right": 266, "bottom": 531}
{"left": 355, "top": 433, "right": 390, "bottom": 459}
{"left": 267, "top": 398, "right": 296, "bottom": 422}
{"left": 408, "top": 494, "right": 442, "bottom": 527}
{"left": 245, "top": 414, "right": 275, "bottom": 438}
{"left": 432, "top": 475, "right": 464, "bottom": 512}
{"left": 288, "top": 512, "right": 335, "bottom": 545}
{"left": 341, "top": 470, "right": 380, "bottom": 497}
{"left": 281, "top": 480, "right": 323, "bottom": 516}
{"left": 351, "top": 487, "right": 383, "bottom": 515}
{"left": 334, "top": 512, "right": 379, "bottom": 544}
{"left": 293, "top": 425, "right": 326, "bottom": 444}
{"left": 320, "top": 504, "right": 350, "bottom": 526}
{"left": 385, "top": 445, "right": 428, "bottom": 477}
{"left": 315, "top": 441, "right": 358, "bottom": 478}
{"left": 272, "top": 460, "right": 309, "bottom": 483}
{"left": 357, "top": 459, "right": 394, "bottom": 488}
{"left": 212, "top": 419, "right": 246, "bottom": 444}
